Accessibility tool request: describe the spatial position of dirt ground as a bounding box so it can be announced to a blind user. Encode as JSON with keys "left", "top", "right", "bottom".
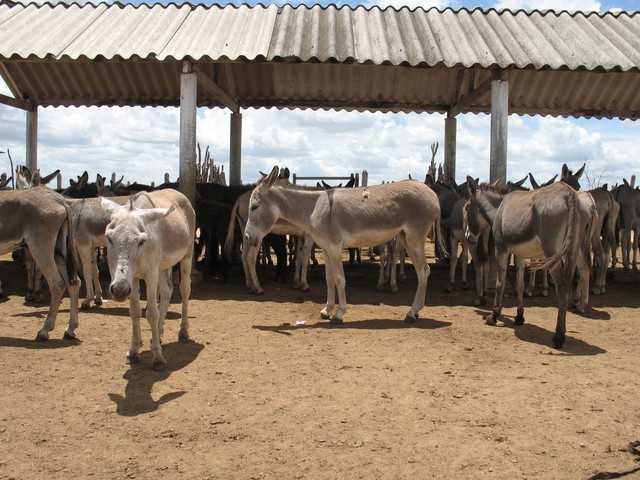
{"left": 0, "top": 247, "right": 639, "bottom": 480}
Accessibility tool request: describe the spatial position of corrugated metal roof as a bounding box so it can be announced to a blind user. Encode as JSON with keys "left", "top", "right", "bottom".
{"left": 0, "top": 2, "right": 639, "bottom": 118}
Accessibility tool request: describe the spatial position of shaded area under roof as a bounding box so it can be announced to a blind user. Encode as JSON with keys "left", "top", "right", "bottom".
{"left": 0, "top": 2, "right": 639, "bottom": 119}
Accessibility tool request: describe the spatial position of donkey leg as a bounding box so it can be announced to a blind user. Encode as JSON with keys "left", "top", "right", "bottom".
{"left": 157, "top": 268, "right": 173, "bottom": 340}
{"left": 376, "top": 244, "right": 387, "bottom": 291}
{"left": 91, "top": 248, "right": 104, "bottom": 306}
{"left": 63, "top": 278, "right": 81, "bottom": 341}
{"left": 403, "top": 234, "right": 430, "bottom": 322}
{"left": 178, "top": 255, "right": 192, "bottom": 343}
{"left": 35, "top": 262, "right": 66, "bottom": 341}
{"left": 573, "top": 249, "right": 590, "bottom": 313}
{"left": 127, "top": 279, "right": 143, "bottom": 365}
{"left": 446, "top": 235, "right": 458, "bottom": 293}
{"left": 144, "top": 274, "right": 167, "bottom": 371}
{"left": 332, "top": 256, "right": 348, "bottom": 323}
{"left": 297, "top": 235, "right": 313, "bottom": 292}
{"left": 460, "top": 244, "right": 469, "bottom": 290}
{"left": 320, "top": 248, "right": 338, "bottom": 321}
{"left": 525, "top": 269, "right": 535, "bottom": 297}
{"left": 79, "top": 245, "right": 96, "bottom": 309}
{"left": 388, "top": 242, "right": 398, "bottom": 294}
{"left": 488, "top": 252, "right": 508, "bottom": 326}
{"left": 242, "top": 240, "right": 263, "bottom": 295}
{"left": 549, "top": 268, "right": 569, "bottom": 349}
{"left": 515, "top": 257, "right": 526, "bottom": 325}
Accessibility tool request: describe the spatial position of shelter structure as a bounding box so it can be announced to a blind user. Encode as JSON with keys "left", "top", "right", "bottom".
{"left": 1, "top": 2, "right": 639, "bottom": 201}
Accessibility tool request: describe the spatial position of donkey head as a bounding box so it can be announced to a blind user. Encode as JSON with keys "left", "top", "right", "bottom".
{"left": 560, "top": 163, "right": 585, "bottom": 191}
{"left": 245, "top": 166, "right": 281, "bottom": 248}
{"left": 101, "top": 197, "right": 173, "bottom": 302}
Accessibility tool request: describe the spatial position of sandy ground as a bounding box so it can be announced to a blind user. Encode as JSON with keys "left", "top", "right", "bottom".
{"left": 0, "top": 248, "right": 639, "bottom": 480}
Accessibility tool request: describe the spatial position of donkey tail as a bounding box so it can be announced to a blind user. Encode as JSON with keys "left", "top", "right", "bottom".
{"left": 433, "top": 213, "right": 449, "bottom": 259}
{"left": 528, "top": 187, "right": 577, "bottom": 272}
{"left": 58, "top": 201, "right": 81, "bottom": 286}
{"left": 223, "top": 196, "right": 245, "bottom": 261}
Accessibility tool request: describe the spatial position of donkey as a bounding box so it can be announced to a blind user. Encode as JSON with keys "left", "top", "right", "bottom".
{"left": 0, "top": 186, "right": 81, "bottom": 341}
{"left": 225, "top": 185, "right": 315, "bottom": 294}
{"left": 101, "top": 189, "right": 196, "bottom": 370}
{"left": 245, "top": 166, "right": 443, "bottom": 324}
{"left": 526, "top": 173, "right": 559, "bottom": 297}
{"left": 464, "top": 179, "right": 593, "bottom": 349}
{"left": 611, "top": 180, "right": 640, "bottom": 271}
{"left": 560, "top": 163, "right": 618, "bottom": 293}
{"left": 65, "top": 195, "right": 132, "bottom": 309}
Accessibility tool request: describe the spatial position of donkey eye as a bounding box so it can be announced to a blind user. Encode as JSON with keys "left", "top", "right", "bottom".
{"left": 138, "top": 239, "right": 145, "bottom": 247}
{"left": 251, "top": 205, "right": 258, "bottom": 212}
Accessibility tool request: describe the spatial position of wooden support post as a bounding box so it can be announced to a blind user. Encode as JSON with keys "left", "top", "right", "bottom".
{"left": 26, "top": 107, "right": 38, "bottom": 173}
{"left": 179, "top": 61, "right": 197, "bottom": 205}
{"left": 490, "top": 70, "right": 508, "bottom": 185}
{"left": 444, "top": 116, "right": 457, "bottom": 183}
{"left": 230, "top": 112, "right": 242, "bottom": 186}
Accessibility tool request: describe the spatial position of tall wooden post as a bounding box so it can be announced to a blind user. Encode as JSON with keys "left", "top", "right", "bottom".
{"left": 490, "top": 70, "right": 508, "bottom": 184}
{"left": 230, "top": 112, "right": 242, "bottom": 186}
{"left": 179, "top": 61, "right": 197, "bottom": 205}
{"left": 26, "top": 107, "right": 38, "bottom": 173}
{"left": 444, "top": 115, "right": 457, "bottom": 183}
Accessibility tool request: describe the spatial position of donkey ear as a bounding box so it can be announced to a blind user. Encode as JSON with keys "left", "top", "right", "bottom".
{"left": 575, "top": 163, "right": 586, "bottom": 178}
{"left": 138, "top": 206, "right": 174, "bottom": 224}
{"left": 528, "top": 173, "right": 540, "bottom": 189}
{"left": 542, "top": 174, "right": 558, "bottom": 187}
{"left": 100, "top": 196, "right": 122, "bottom": 214}
{"left": 466, "top": 175, "right": 477, "bottom": 196}
{"left": 262, "top": 166, "right": 279, "bottom": 189}
{"left": 425, "top": 174, "right": 434, "bottom": 187}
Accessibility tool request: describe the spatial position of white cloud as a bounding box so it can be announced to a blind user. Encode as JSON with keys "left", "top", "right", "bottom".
{"left": 492, "top": 0, "right": 602, "bottom": 11}
{"left": 371, "top": 0, "right": 452, "bottom": 10}
{"left": 1, "top": 103, "right": 638, "bottom": 192}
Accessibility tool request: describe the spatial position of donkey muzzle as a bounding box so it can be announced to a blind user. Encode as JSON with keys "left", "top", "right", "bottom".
{"left": 109, "top": 281, "right": 131, "bottom": 302}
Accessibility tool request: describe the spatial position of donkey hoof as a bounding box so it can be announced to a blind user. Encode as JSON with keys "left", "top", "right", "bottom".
{"left": 320, "top": 310, "right": 330, "bottom": 320}
{"left": 541, "top": 290, "right": 549, "bottom": 297}
{"left": 445, "top": 283, "right": 453, "bottom": 293}
{"left": 63, "top": 331, "right": 80, "bottom": 341}
{"left": 462, "top": 282, "right": 468, "bottom": 291}
{"left": 35, "top": 331, "right": 49, "bottom": 342}
{"left": 178, "top": 334, "right": 190, "bottom": 343}
{"left": 153, "top": 361, "right": 167, "bottom": 372}
{"left": 300, "top": 284, "right": 310, "bottom": 292}
{"left": 126, "top": 355, "right": 140, "bottom": 365}
{"left": 330, "top": 317, "right": 343, "bottom": 325}
{"left": 80, "top": 302, "right": 92, "bottom": 311}
{"left": 524, "top": 290, "right": 533, "bottom": 298}
{"left": 552, "top": 334, "right": 565, "bottom": 349}
{"left": 404, "top": 314, "right": 417, "bottom": 323}
{"left": 515, "top": 315, "right": 525, "bottom": 325}
{"left": 484, "top": 315, "right": 497, "bottom": 326}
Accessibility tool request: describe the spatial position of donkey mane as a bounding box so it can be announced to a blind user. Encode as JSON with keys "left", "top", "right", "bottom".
{"left": 477, "top": 182, "right": 511, "bottom": 195}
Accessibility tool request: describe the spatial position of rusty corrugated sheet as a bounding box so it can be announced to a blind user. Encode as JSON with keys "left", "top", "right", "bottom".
{"left": 0, "top": 2, "right": 638, "bottom": 118}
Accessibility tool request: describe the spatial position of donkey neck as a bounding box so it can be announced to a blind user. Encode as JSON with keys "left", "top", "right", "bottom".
{"left": 477, "top": 189, "right": 504, "bottom": 226}
{"left": 270, "top": 185, "right": 327, "bottom": 232}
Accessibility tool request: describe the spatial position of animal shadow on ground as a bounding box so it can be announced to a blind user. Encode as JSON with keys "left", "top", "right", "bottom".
{"left": 472, "top": 309, "right": 606, "bottom": 356}
{"left": 108, "top": 340, "right": 204, "bottom": 417}
{"left": 253, "top": 317, "right": 452, "bottom": 336}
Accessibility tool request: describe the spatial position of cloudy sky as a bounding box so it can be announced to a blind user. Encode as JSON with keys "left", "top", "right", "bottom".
{"left": 1, "top": 0, "right": 638, "bottom": 190}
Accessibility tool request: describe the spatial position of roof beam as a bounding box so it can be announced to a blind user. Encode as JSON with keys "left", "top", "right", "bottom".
{"left": 0, "top": 93, "right": 32, "bottom": 110}
{"left": 196, "top": 68, "right": 239, "bottom": 113}
{"left": 447, "top": 75, "right": 493, "bottom": 118}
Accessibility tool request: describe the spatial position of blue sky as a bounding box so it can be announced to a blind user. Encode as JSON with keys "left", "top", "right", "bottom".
{"left": 1, "top": 0, "right": 639, "bottom": 189}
